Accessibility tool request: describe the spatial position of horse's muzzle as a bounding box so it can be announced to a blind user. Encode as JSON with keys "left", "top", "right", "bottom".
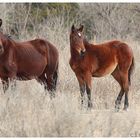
{"left": 80, "top": 50, "right": 86, "bottom": 57}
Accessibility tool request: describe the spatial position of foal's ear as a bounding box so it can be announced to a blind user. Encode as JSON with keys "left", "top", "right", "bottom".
{"left": 78, "top": 24, "right": 84, "bottom": 32}
{"left": 71, "top": 24, "right": 75, "bottom": 33}
{"left": 0, "top": 19, "right": 2, "bottom": 27}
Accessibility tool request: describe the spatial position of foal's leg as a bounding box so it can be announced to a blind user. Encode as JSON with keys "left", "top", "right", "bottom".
{"left": 84, "top": 72, "right": 93, "bottom": 108}
{"left": 112, "top": 69, "right": 124, "bottom": 111}
{"left": 120, "top": 71, "right": 129, "bottom": 110}
{"left": 75, "top": 74, "right": 86, "bottom": 105}
{"left": 112, "top": 69, "right": 130, "bottom": 111}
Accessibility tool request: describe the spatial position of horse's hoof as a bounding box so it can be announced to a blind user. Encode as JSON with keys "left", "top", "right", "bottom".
{"left": 115, "top": 107, "right": 120, "bottom": 112}
{"left": 88, "top": 102, "right": 93, "bottom": 109}
{"left": 115, "top": 104, "right": 121, "bottom": 112}
{"left": 50, "top": 94, "right": 55, "bottom": 99}
{"left": 123, "top": 105, "right": 129, "bottom": 111}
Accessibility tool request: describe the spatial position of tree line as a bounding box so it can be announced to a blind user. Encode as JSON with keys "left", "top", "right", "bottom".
{"left": 0, "top": 3, "right": 140, "bottom": 41}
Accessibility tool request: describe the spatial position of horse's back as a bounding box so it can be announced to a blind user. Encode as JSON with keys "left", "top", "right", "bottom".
{"left": 105, "top": 40, "right": 133, "bottom": 60}
{"left": 30, "top": 38, "right": 58, "bottom": 58}
{"left": 14, "top": 41, "right": 47, "bottom": 78}
{"left": 13, "top": 38, "right": 58, "bottom": 79}
{"left": 91, "top": 40, "right": 133, "bottom": 58}
{"left": 83, "top": 40, "right": 133, "bottom": 77}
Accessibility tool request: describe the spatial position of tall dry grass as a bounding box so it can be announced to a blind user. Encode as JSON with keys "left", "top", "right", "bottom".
{"left": 0, "top": 5, "right": 140, "bottom": 137}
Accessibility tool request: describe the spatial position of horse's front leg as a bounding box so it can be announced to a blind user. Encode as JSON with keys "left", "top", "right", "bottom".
{"left": 2, "top": 77, "right": 17, "bottom": 93}
{"left": 75, "top": 73, "right": 86, "bottom": 106}
{"left": 10, "top": 78, "right": 17, "bottom": 91}
{"left": 2, "top": 63, "right": 17, "bottom": 92}
{"left": 2, "top": 78, "right": 9, "bottom": 93}
{"left": 84, "top": 72, "right": 93, "bottom": 108}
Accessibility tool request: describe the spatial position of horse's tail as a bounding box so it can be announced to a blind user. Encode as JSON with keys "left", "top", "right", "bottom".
{"left": 128, "top": 57, "right": 134, "bottom": 85}
{"left": 53, "top": 61, "right": 59, "bottom": 91}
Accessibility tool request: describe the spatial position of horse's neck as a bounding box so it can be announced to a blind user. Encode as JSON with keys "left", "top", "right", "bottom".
{"left": 70, "top": 47, "right": 79, "bottom": 60}
{"left": 83, "top": 39, "right": 93, "bottom": 50}
{"left": 70, "top": 39, "right": 92, "bottom": 59}
{"left": 70, "top": 40, "right": 83, "bottom": 61}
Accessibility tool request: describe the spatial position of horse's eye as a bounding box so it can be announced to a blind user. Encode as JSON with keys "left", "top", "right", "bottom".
{"left": 78, "top": 32, "right": 81, "bottom": 37}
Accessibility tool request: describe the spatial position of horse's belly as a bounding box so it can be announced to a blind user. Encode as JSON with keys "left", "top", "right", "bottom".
{"left": 93, "top": 62, "right": 118, "bottom": 77}
{"left": 18, "top": 59, "right": 47, "bottom": 78}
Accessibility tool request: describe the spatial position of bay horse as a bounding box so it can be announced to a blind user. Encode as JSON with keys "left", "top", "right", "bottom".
{"left": 69, "top": 24, "right": 134, "bottom": 111}
{"left": 0, "top": 19, "right": 59, "bottom": 94}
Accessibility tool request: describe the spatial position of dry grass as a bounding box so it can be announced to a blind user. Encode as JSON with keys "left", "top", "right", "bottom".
{"left": 0, "top": 5, "right": 140, "bottom": 136}
{"left": 0, "top": 36, "right": 140, "bottom": 137}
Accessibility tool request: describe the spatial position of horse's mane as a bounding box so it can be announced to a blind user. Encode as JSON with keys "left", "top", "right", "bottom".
{"left": 83, "top": 38, "right": 92, "bottom": 48}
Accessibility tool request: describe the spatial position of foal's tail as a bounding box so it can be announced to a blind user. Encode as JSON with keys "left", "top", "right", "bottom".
{"left": 128, "top": 57, "right": 134, "bottom": 85}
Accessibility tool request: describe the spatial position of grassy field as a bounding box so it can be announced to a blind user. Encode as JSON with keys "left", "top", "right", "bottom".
{"left": 0, "top": 36, "right": 139, "bottom": 137}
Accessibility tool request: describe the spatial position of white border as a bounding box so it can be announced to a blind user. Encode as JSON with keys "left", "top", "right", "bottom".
{"left": 1, "top": 0, "right": 140, "bottom": 3}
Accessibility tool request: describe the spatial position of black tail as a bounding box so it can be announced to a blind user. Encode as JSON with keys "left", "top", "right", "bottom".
{"left": 53, "top": 63, "right": 59, "bottom": 91}
{"left": 128, "top": 57, "right": 134, "bottom": 85}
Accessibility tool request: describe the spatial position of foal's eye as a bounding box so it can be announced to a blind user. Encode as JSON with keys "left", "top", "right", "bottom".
{"left": 78, "top": 32, "right": 81, "bottom": 37}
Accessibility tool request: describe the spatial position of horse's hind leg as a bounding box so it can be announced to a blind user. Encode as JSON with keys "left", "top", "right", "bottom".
{"left": 120, "top": 71, "right": 129, "bottom": 110}
{"left": 112, "top": 69, "right": 130, "bottom": 111}
{"left": 38, "top": 74, "right": 47, "bottom": 91}
{"left": 112, "top": 69, "right": 124, "bottom": 111}
{"left": 38, "top": 72, "right": 57, "bottom": 98}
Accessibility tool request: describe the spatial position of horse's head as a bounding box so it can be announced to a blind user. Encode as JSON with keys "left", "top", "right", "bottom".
{"left": 0, "top": 19, "right": 9, "bottom": 55}
{"left": 70, "top": 24, "right": 86, "bottom": 57}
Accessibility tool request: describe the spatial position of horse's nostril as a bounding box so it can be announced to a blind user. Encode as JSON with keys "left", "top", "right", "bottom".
{"left": 80, "top": 50, "right": 86, "bottom": 57}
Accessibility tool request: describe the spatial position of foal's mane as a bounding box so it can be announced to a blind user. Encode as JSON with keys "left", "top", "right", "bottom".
{"left": 83, "top": 38, "right": 93, "bottom": 48}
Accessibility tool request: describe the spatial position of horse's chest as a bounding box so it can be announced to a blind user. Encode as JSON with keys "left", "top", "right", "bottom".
{"left": 0, "top": 62, "right": 17, "bottom": 78}
{"left": 70, "top": 60, "right": 87, "bottom": 74}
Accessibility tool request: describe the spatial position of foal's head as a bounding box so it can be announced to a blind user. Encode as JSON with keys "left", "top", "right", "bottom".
{"left": 70, "top": 24, "right": 86, "bottom": 57}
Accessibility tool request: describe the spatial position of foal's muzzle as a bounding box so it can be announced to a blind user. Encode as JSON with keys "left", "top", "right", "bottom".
{"left": 80, "top": 49, "right": 86, "bottom": 57}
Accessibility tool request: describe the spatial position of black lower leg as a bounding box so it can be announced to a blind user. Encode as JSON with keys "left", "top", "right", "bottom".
{"left": 2, "top": 79, "right": 9, "bottom": 93}
{"left": 80, "top": 84, "right": 85, "bottom": 105}
{"left": 124, "top": 92, "right": 129, "bottom": 110}
{"left": 115, "top": 89, "right": 124, "bottom": 110}
{"left": 86, "top": 84, "right": 92, "bottom": 108}
{"left": 11, "top": 79, "right": 16, "bottom": 91}
{"left": 47, "top": 76, "right": 56, "bottom": 98}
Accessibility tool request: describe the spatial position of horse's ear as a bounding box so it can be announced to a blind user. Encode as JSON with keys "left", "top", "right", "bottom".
{"left": 0, "top": 19, "right": 2, "bottom": 27}
{"left": 71, "top": 24, "right": 75, "bottom": 32}
{"left": 78, "top": 24, "right": 84, "bottom": 32}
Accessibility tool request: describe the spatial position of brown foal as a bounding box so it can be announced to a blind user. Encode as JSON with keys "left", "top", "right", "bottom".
{"left": 69, "top": 24, "right": 134, "bottom": 111}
